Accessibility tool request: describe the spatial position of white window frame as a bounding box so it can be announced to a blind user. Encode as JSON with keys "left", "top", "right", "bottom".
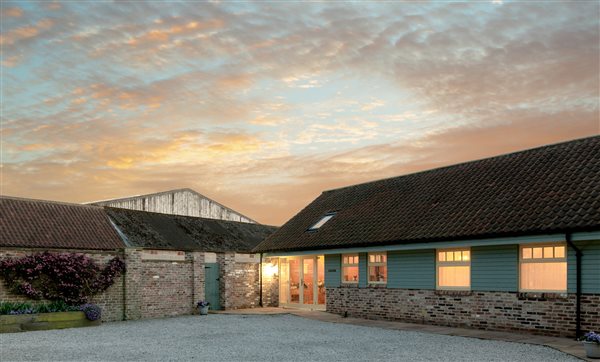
{"left": 368, "top": 252, "right": 387, "bottom": 284}
{"left": 341, "top": 254, "right": 359, "bottom": 284}
{"left": 519, "top": 243, "right": 567, "bottom": 293}
{"left": 436, "top": 247, "right": 471, "bottom": 290}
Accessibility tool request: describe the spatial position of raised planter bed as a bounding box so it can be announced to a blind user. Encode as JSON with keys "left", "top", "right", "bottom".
{"left": 0, "top": 311, "right": 100, "bottom": 333}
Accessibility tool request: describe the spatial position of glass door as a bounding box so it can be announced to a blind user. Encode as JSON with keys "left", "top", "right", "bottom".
{"left": 289, "top": 258, "right": 300, "bottom": 304}
{"left": 302, "top": 258, "right": 314, "bottom": 305}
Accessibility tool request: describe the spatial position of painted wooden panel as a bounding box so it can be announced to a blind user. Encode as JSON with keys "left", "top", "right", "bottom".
{"left": 324, "top": 254, "right": 341, "bottom": 288}
{"left": 568, "top": 240, "right": 600, "bottom": 294}
{"left": 471, "top": 245, "right": 518, "bottom": 292}
{"left": 359, "top": 253, "right": 367, "bottom": 288}
{"left": 387, "top": 249, "right": 435, "bottom": 289}
{"left": 93, "top": 189, "right": 255, "bottom": 223}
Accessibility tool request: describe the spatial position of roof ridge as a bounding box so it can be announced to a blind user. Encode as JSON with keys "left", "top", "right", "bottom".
{"left": 0, "top": 195, "right": 104, "bottom": 209}
{"left": 323, "top": 135, "right": 599, "bottom": 194}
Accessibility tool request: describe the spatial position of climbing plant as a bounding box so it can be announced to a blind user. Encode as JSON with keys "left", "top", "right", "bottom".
{"left": 0, "top": 252, "right": 126, "bottom": 304}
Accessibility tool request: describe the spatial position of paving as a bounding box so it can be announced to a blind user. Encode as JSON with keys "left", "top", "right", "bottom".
{"left": 1, "top": 313, "right": 579, "bottom": 361}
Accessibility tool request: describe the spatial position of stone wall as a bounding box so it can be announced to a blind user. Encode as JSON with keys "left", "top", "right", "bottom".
{"left": 326, "top": 286, "right": 600, "bottom": 337}
{"left": 218, "top": 253, "right": 260, "bottom": 309}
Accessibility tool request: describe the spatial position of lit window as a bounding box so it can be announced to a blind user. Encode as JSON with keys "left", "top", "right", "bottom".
{"left": 437, "top": 248, "right": 470, "bottom": 290}
{"left": 368, "top": 252, "right": 387, "bottom": 284}
{"left": 520, "top": 244, "right": 567, "bottom": 292}
{"left": 308, "top": 212, "right": 336, "bottom": 231}
{"left": 342, "top": 254, "right": 359, "bottom": 283}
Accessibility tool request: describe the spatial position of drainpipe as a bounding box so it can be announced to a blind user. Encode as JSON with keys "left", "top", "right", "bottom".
{"left": 259, "top": 253, "right": 263, "bottom": 307}
{"left": 565, "top": 232, "right": 582, "bottom": 339}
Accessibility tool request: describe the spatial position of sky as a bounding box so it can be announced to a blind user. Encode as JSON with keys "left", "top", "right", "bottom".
{"left": 1, "top": 1, "right": 599, "bottom": 226}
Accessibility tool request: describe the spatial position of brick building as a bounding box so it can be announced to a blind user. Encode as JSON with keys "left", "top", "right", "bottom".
{"left": 0, "top": 192, "right": 277, "bottom": 321}
{"left": 255, "top": 136, "right": 600, "bottom": 338}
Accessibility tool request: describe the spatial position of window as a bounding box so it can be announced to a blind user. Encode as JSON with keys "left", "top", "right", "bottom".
{"left": 342, "top": 254, "right": 359, "bottom": 283}
{"left": 520, "top": 244, "right": 567, "bottom": 292}
{"left": 368, "top": 252, "right": 387, "bottom": 284}
{"left": 437, "top": 248, "right": 470, "bottom": 290}
{"left": 308, "top": 212, "right": 336, "bottom": 231}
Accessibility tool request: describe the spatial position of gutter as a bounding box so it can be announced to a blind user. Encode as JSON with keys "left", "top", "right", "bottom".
{"left": 564, "top": 232, "right": 582, "bottom": 339}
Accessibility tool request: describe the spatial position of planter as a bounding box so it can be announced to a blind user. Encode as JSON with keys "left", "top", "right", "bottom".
{"left": 584, "top": 342, "right": 600, "bottom": 359}
{"left": 0, "top": 311, "right": 100, "bottom": 333}
{"left": 199, "top": 306, "right": 209, "bottom": 315}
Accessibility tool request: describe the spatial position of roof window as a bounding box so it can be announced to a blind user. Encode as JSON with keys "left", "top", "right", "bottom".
{"left": 308, "top": 212, "right": 336, "bottom": 231}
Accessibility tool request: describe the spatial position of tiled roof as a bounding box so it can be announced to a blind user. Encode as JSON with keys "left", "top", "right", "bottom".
{"left": 255, "top": 136, "right": 600, "bottom": 252}
{"left": 105, "top": 207, "right": 278, "bottom": 253}
{"left": 0, "top": 196, "right": 125, "bottom": 250}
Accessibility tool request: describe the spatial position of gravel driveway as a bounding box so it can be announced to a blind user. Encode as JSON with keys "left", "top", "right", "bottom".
{"left": 1, "top": 314, "right": 577, "bottom": 361}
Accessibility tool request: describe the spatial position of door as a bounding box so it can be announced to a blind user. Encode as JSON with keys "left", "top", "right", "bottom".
{"left": 279, "top": 255, "right": 325, "bottom": 309}
{"left": 204, "top": 263, "right": 221, "bottom": 310}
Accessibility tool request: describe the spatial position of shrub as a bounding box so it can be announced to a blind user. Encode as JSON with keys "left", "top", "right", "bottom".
{"left": 0, "top": 301, "right": 79, "bottom": 315}
{"left": 79, "top": 304, "right": 102, "bottom": 321}
{"left": 0, "top": 252, "right": 126, "bottom": 304}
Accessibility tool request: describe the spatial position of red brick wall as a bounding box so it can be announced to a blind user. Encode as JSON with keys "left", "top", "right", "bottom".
{"left": 218, "top": 253, "right": 260, "bottom": 309}
{"left": 326, "top": 286, "right": 600, "bottom": 337}
{"left": 140, "top": 260, "right": 193, "bottom": 318}
{"left": 0, "top": 249, "right": 125, "bottom": 322}
{"left": 262, "top": 257, "right": 279, "bottom": 307}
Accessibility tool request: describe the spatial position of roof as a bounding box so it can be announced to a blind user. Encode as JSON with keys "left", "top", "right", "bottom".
{"left": 105, "top": 207, "right": 278, "bottom": 252}
{"left": 255, "top": 136, "right": 600, "bottom": 253}
{"left": 88, "top": 188, "right": 258, "bottom": 223}
{"left": 0, "top": 196, "right": 125, "bottom": 250}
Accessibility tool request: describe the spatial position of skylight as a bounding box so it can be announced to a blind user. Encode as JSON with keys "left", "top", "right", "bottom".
{"left": 308, "top": 212, "right": 336, "bottom": 231}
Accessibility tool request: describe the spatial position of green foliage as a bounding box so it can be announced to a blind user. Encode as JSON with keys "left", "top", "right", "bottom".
{"left": 0, "top": 301, "right": 80, "bottom": 315}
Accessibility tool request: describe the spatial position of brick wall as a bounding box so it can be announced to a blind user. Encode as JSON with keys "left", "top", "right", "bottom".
{"left": 326, "top": 286, "right": 600, "bottom": 337}
{"left": 0, "top": 249, "right": 125, "bottom": 322}
{"left": 218, "top": 253, "right": 260, "bottom": 309}
{"left": 0, "top": 248, "right": 207, "bottom": 322}
{"left": 261, "top": 257, "right": 279, "bottom": 307}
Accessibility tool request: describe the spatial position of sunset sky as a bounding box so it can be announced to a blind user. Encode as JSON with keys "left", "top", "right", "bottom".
{"left": 1, "top": 1, "right": 599, "bottom": 225}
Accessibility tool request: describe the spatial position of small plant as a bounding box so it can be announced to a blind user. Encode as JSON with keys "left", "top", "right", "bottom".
{"left": 581, "top": 331, "right": 600, "bottom": 344}
{"left": 79, "top": 304, "right": 102, "bottom": 321}
{"left": 197, "top": 300, "right": 210, "bottom": 308}
{"left": 0, "top": 301, "right": 79, "bottom": 315}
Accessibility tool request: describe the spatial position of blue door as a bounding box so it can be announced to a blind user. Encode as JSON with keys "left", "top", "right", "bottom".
{"left": 205, "top": 263, "right": 221, "bottom": 310}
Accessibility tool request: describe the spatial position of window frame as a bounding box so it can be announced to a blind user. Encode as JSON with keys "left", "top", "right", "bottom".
{"left": 436, "top": 247, "right": 471, "bottom": 291}
{"left": 307, "top": 212, "right": 336, "bottom": 231}
{"left": 341, "top": 253, "right": 359, "bottom": 284}
{"left": 368, "top": 252, "right": 387, "bottom": 285}
{"left": 519, "top": 243, "right": 567, "bottom": 293}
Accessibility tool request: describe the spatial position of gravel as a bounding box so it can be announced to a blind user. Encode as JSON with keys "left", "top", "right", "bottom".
{"left": 0, "top": 314, "right": 577, "bottom": 361}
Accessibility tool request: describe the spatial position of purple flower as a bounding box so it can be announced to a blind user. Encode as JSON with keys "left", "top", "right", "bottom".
{"left": 79, "top": 304, "right": 102, "bottom": 321}
{"left": 197, "top": 301, "right": 210, "bottom": 308}
{"left": 582, "top": 331, "right": 600, "bottom": 344}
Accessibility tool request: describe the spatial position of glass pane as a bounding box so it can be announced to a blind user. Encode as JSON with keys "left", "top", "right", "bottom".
{"left": 381, "top": 254, "right": 387, "bottom": 263}
{"left": 543, "top": 247, "right": 554, "bottom": 259}
{"left": 369, "top": 266, "right": 387, "bottom": 283}
{"left": 522, "top": 248, "right": 532, "bottom": 259}
{"left": 369, "top": 254, "right": 375, "bottom": 263}
{"left": 438, "top": 266, "right": 470, "bottom": 288}
{"left": 303, "top": 258, "right": 314, "bottom": 305}
{"left": 438, "top": 252, "right": 446, "bottom": 261}
{"left": 343, "top": 266, "right": 359, "bottom": 282}
{"left": 289, "top": 259, "right": 300, "bottom": 303}
{"left": 279, "top": 259, "right": 289, "bottom": 304}
{"left": 317, "top": 256, "right": 325, "bottom": 305}
{"left": 520, "top": 262, "right": 567, "bottom": 291}
{"left": 447, "top": 252, "right": 454, "bottom": 261}
{"left": 532, "top": 247, "right": 543, "bottom": 259}
{"left": 343, "top": 256, "right": 348, "bottom": 264}
{"left": 462, "top": 250, "right": 470, "bottom": 261}
{"left": 554, "top": 246, "right": 565, "bottom": 258}
{"left": 454, "top": 251, "right": 462, "bottom": 261}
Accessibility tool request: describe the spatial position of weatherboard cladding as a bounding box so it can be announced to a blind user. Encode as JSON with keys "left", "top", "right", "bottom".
{"left": 0, "top": 196, "right": 124, "bottom": 250}
{"left": 105, "top": 207, "right": 277, "bottom": 253}
{"left": 471, "top": 245, "right": 519, "bottom": 292}
{"left": 324, "top": 254, "right": 341, "bottom": 288}
{"left": 254, "top": 136, "right": 600, "bottom": 253}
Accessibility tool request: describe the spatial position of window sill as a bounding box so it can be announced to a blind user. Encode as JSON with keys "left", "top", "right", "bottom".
{"left": 435, "top": 290, "right": 472, "bottom": 297}
{"left": 367, "top": 283, "right": 387, "bottom": 288}
{"left": 340, "top": 283, "right": 359, "bottom": 288}
{"left": 517, "top": 292, "right": 569, "bottom": 301}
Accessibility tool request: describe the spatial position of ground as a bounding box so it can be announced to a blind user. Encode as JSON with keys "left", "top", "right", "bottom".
{"left": 1, "top": 314, "right": 577, "bottom": 361}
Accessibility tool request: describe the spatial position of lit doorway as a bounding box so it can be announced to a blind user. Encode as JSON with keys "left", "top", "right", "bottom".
{"left": 279, "top": 255, "right": 325, "bottom": 309}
